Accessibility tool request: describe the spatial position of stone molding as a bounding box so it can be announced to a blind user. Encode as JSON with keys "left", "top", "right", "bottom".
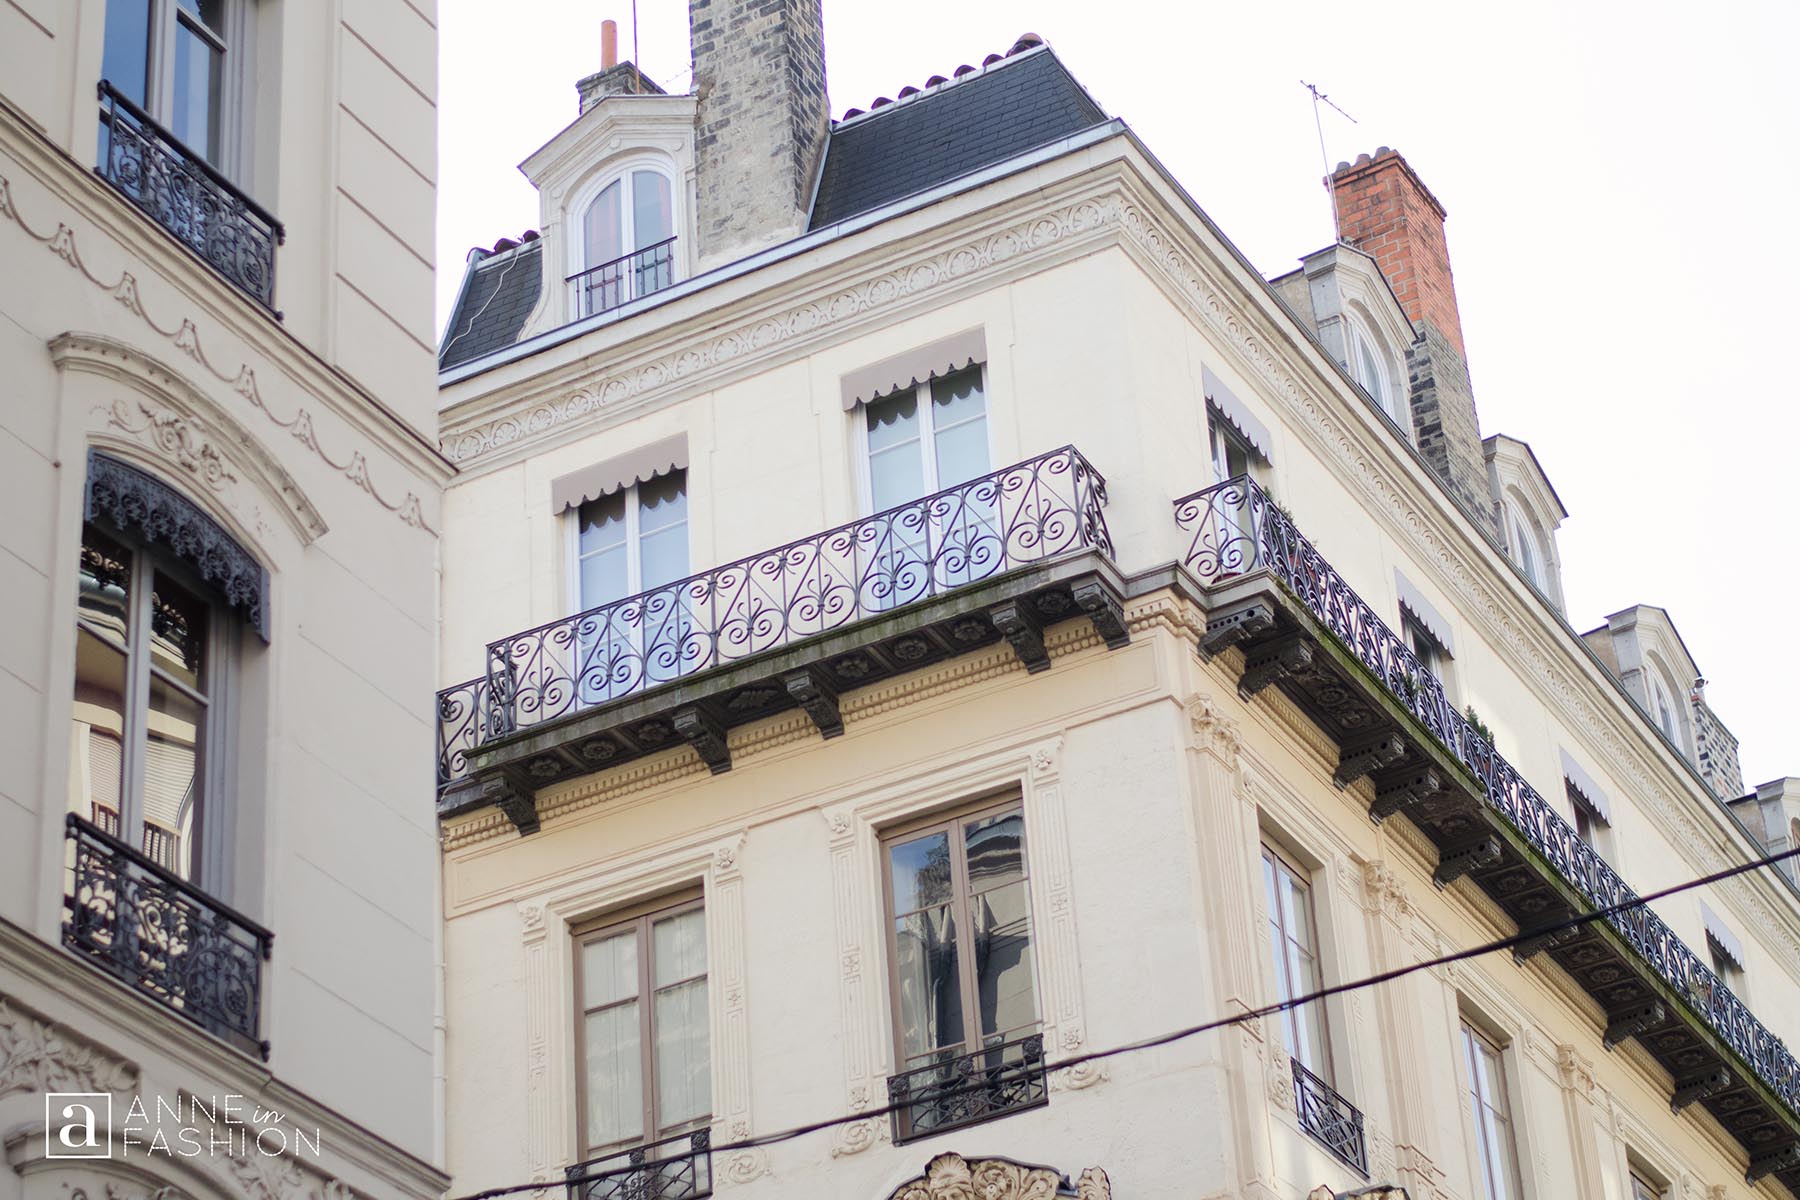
{"left": 0, "top": 994, "right": 138, "bottom": 1098}
{"left": 886, "top": 1153, "right": 1110, "bottom": 1200}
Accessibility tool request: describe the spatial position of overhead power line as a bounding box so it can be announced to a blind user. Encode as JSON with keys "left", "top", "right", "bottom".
{"left": 454, "top": 842, "right": 1800, "bottom": 1200}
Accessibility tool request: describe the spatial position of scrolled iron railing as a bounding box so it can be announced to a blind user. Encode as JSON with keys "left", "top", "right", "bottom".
{"left": 1291, "top": 1057, "right": 1368, "bottom": 1176}
{"left": 564, "top": 1128, "right": 711, "bottom": 1200}
{"left": 1174, "top": 476, "right": 1800, "bottom": 1117}
{"left": 62, "top": 812, "right": 272, "bottom": 1058}
{"left": 887, "top": 1033, "right": 1048, "bottom": 1143}
{"left": 435, "top": 446, "right": 1112, "bottom": 784}
{"left": 569, "top": 237, "right": 677, "bottom": 318}
{"left": 96, "top": 82, "right": 284, "bottom": 311}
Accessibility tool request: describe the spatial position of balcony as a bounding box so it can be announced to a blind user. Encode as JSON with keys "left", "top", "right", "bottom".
{"left": 439, "top": 446, "right": 1130, "bottom": 833}
{"left": 97, "top": 82, "right": 283, "bottom": 312}
{"left": 1175, "top": 477, "right": 1800, "bottom": 1187}
{"left": 570, "top": 237, "right": 677, "bottom": 319}
{"left": 62, "top": 813, "right": 272, "bottom": 1059}
{"left": 1291, "top": 1058, "right": 1368, "bottom": 1177}
{"left": 888, "top": 1034, "right": 1049, "bottom": 1144}
{"left": 566, "top": 1130, "right": 711, "bottom": 1200}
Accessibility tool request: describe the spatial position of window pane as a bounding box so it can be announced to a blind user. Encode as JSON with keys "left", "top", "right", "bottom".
{"left": 888, "top": 830, "right": 953, "bottom": 915}
{"left": 102, "top": 0, "right": 153, "bottom": 107}
{"left": 71, "top": 628, "right": 129, "bottom": 827}
{"left": 637, "top": 473, "right": 689, "bottom": 592}
{"left": 585, "top": 180, "right": 624, "bottom": 268}
{"left": 150, "top": 572, "right": 208, "bottom": 693}
{"left": 930, "top": 369, "right": 988, "bottom": 488}
{"left": 653, "top": 977, "right": 710, "bottom": 1129}
{"left": 172, "top": 16, "right": 225, "bottom": 166}
{"left": 177, "top": 0, "right": 226, "bottom": 34}
{"left": 582, "top": 931, "right": 639, "bottom": 1007}
{"left": 963, "top": 810, "right": 1024, "bottom": 893}
{"left": 584, "top": 1000, "right": 643, "bottom": 1148}
{"left": 632, "top": 171, "right": 673, "bottom": 249}
{"left": 893, "top": 904, "right": 962, "bottom": 1062}
{"left": 578, "top": 493, "right": 630, "bottom": 608}
{"left": 78, "top": 525, "right": 133, "bottom": 645}
{"left": 652, "top": 910, "right": 706, "bottom": 986}
{"left": 867, "top": 392, "right": 925, "bottom": 511}
{"left": 969, "top": 878, "right": 1035, "bottom": 1041}
{"left": 146, "top": 675, "right": 203, "bottom": 879}
{"left": 578, "top": 492, "right": 628, "bottom": 553}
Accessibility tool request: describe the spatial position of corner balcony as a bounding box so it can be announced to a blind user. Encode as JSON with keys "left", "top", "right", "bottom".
{"left": 439, "top": 447, "right": 1129, "bottom": 833}
{"left": 1175, "top": 477, "right": 1800, "bottom": 1188}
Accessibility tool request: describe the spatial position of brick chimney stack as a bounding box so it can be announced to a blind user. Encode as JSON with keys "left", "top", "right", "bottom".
{"left": 688, "top": 0, "right": 830, "bottom": 265}
{"left": 1331, "top": 148, "right": 1495, "bottom": 534}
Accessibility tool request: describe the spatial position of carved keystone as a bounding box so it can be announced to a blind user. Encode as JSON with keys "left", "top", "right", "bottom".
{"left": 1369, "top": 766, "right": 1443, "bottom": 823}
{"left": 1748, "top": 1143, "right": 1800, "bottom": 1184}
{"left": 1671, "top": 1067, "right": 1732, "bottom": 1113}
{"left": 1200, "top": 599, "right": 1275, "bottom": 658}
{"left": 1602, "top": 1000, "right": 1665, "bottom": 1049}
{"left": 673, "top": 706, "right": 731, "bottom": 774}
{"left": 1511, "top": 921, "right": 1583, "bottom": 964}
{"left": 1334, "top": 731, "right": 1406, "bottom": 789}
{"left": 1237, "top": 635, "right": 1311, "bottom": 700}
{"left": 991, "top": 599, "right": 1050, "bottom": 673}
{"left": 1433, "top": 834, "right": 1501, "bottom": 888}
{"left": 1073, "top": 579, "right": 1130, "bottom": 649}
{"left": 481, "top": 774, "right": 539, "bottom": 836}
{"left": 784, "top": 667, "right": 843, "bottom": 739}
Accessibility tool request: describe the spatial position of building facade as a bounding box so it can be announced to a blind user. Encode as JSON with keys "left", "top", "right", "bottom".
{"left": 0, "top": 3, "right": 448, "bottom": 1199}
{"left": 434, "top": 8, "right": 1800, "bottom": 1199}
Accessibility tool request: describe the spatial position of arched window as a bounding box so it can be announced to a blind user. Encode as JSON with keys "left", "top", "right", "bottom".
{"left": 1349, "top": 324, "right": 1405, "bottom": 429}
{"left": 1505, "top": 504, "right": 1544, "bottom": 590}
{"left": 574, "top": 167, "right": 676, "bottom": 318}
{"left": 1648, "top": 671, "right": 1683, "bottom": 748}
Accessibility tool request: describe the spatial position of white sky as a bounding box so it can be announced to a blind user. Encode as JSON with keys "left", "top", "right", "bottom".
{"left": 437, "top": 0, "right": 1799, "bottom": 789}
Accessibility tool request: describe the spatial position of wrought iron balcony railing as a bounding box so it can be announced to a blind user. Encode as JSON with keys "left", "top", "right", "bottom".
{"left": 570, "top": 237, "right": 677, "bottom": 319}
{"left": 1174, "top": 476, "right": 1800, "bottom": 1122}
{"left": 1291, "top": 1057, "right": 1368, "bottom": 1177}
{"left": 888, "top": 1033, "right": 1048, "bottom": 1143}
{"left": 97, "top": 82, "right": 284, "bottom": 311}
{"left": 438, "top": 446, "right": 1113, "bottom": 787}
{"left": 565, "top": 1129, "right": 711, "bottom": 1200}
{"left": 62, "top": 813, "right": 272, "bottom": 1059}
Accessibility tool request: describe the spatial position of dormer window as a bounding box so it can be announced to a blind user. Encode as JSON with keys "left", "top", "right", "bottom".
{"left": 1347, "top": 323, "right": 1410, "bottom": 436}
{"left": 573, "top": 167, "right": 677, "bottom": 318}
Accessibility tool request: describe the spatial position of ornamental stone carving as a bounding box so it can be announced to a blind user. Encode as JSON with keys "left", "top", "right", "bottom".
{"left": 0, "top": 995, "right": 139, "bottom": 1098}
{"left": 1185, "top": 692, "right": 1243, "bottom": 767}
{"left": 1362, "top": 860, "right": 1415, "bottom": 921}
{"left": 886, "top": 1154, "right": 1109, "bottom": 1200}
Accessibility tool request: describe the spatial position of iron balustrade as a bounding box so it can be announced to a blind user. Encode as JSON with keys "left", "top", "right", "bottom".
{"left": 433, "top": 446, "right": 1112, "bottom": 781}
{"left": 565, "top": 1129, "right": 711, "bottom": 1200}
{"left": 1174, "top": 476, "right": 1800, "bottom": 1118}
{"left": 1291, "top": 1057, "right": 1368, "bottom": 1176}
{"left": 569, "top": 237, "right": 677, "bottom": 318}
{"left": 888, "top": 1033, "right": 1048, "bottom": 1143}
{"left": 96, "top": 82, "right": 284, "bottom": 311}
{"left": 62, "top": 813, "right": 272, "bottom": 1059}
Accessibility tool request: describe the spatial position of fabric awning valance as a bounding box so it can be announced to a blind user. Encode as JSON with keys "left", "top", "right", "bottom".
{"left": 1559, "top": 748, "right": 1611, "bottom": 824}
{"left": 839, "top": 329, "right": 986, "bottom": 410}
{"left": 1701, "top": 901, "right": 1745, "bottom": 970}
{"left": 1395, "top": 571, "right": 1457, "bottom": 657}
{"left": 551, "top": 434, "right": 687, "bottom": 512}
{"left": 1202, "top": 365, "right": 1273, "bottom": 462}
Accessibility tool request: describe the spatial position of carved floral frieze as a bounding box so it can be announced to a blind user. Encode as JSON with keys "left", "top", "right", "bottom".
{"left": 0, "top": 995, "right": 138, "bottom": 1099}
{"left": 887, "top": 1154, "right": 1110, "bottom": 1200}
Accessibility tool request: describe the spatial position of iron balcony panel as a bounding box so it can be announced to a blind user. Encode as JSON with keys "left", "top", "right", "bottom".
{"left": 96, "top": 82, "right": 284, "bottom": 312}
{"left": 569, "top": 237, "right": 678, "bottom": 319}
{"left": 1174, "top": 476, "right": 1800, "bottom": 1189}
{"left": 888, "top": 1034, "right": 1049, "bottom": 1144}
{"left": 1291, "top": 1057, "right": 1369, "bottom": 1177}
{"left": 62, "top": 813, "right": 273, "bottom": 1059}
{"left": 438, "top": 447, "right": 1130, "bottom": 832}
{"left": 565, "top": 1129, "right": 711, "bottom": 1200}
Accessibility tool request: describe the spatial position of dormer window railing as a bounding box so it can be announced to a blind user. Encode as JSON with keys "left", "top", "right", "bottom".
{"left": 569, "top": 237, "right": 677, "bottom": 319}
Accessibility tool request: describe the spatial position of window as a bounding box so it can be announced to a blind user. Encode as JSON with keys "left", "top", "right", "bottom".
{"left": 1208, "top": 411, "right": 1255, "bottom": 486}
{"left": 883, "top": 798, "right": 1043, "bottom": 1139}
{"left": 1629, "top": 1170, "right": 1664, "bottom": 1200}
{"left": 102, "top": 0, "right": 244, "bottom": 171}
{"left": 574, "top": 898, "right": 711, "bottom": 1158}
{"left": 575, "top": 168, "right": 676, "bottom": 317}
{"left": 1460, "top": 1021, "right": 1523, "bottom": 1200}
{"left": 1350, "top": 326, "right": 1404, "bottom": 428}
{"left": 1648, "top": 672, "right": 1682, "bottom": 749}
{"left": 1567, "top": 781, "right": 1607, "bottom": 850}
{"left": 1402, "top": 612, "right": 1454, "bottom": 698}
{"left": 70, "top": 520, "right": 236, "bottom": 884}
{"left": 1707, "top": 933, "right": 1744, "bottom": 991}
{"left": 575, "top": 471, "right": 690, "bottom": 611}
{"left": 1505, "top": 506, "right": 1543, "bottom": 591}
{"left": 863, "top": 365, "right": 989, "bottom": 512}
{"left": 1262, "top": 844, "right": 1331, "bottom": 1079}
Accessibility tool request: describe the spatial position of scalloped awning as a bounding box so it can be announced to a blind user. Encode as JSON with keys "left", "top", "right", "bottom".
{"left": 550, "top": 434, "right": 687, "bottom": 513}
{"left": 840, "top": 329, "right": 986, "bottom": 410}
{"left": 1202, "top": 365, "right": 1272, "bottom": 462}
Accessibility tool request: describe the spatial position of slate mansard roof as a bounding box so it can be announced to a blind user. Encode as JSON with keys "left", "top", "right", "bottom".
{"left": 439, "top": 238, "right": 543, "bottom": 370}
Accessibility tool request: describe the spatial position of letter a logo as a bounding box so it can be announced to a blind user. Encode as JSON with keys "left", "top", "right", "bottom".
{"left": 45, "top": 1093, "right": 112, "bottom": 1158}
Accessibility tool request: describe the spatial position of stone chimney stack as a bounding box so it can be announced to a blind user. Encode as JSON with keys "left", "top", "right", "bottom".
{"left": 576, "top": 19, "right": 664, "bottom": 113}
{"left": 1331, "top": 148, "right": 1495, "bottom": 535}
{"left": 688, "top": 0, "right": 830, "bottom": 264}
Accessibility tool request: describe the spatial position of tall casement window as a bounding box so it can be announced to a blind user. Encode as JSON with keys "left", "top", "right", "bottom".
{"left": 1460, "top": 1021, "right": 1523, "bottom": 1200}
{"left": 863, "top": 365, "right": 989, "bottom": 513}
{"left": 575, "top": 471, "right": 690, "bottom": 611}
{"left": 576, "top": 168, "right": 676, "bottom": 317}
{"left": 1261, "top": 844, "right": 1331, "bottom": 1078}
{"left": 1504, "top": 504, "right": 1546, "bottom": 593}
{"left": 1349, "top": 325, "right": 1406, "bottom": 431}
{"left": 883, "top": 798, "right": 1043, "bottom": 1139}
{"left": 102, "top": 0, "right": 245, "bottom": 171}
{"left": 575, "top": 897, "right": 711, "bottom": 1159}
{"left": 1208, "top": 412, "right": 1254, "bottom": 486}
{"left": 1629, "top": 1167, "right": 1665, "bottom": 1200}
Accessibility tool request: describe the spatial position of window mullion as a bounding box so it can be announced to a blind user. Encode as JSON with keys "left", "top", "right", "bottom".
{"left": 639, "top": 915, "right": 657, "bottom": 1143}
{"left": 949, "top": 822, "right": 982, "bottom": 1054}
{"left": 625, "top": 484, "right": 643, "bottom": 596}
{"left": 917, "top": 383, "right": 940, "bottom": 493}
{"left": 119, "top": 551, "right": 155, "bottom": 844}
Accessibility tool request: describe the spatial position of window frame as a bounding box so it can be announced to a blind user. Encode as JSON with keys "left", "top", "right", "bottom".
{"left": 1207, "top": 409, "right": 1259, "bottom": 486}
{"left": 1400, "top": 610, "right": 1455, "bottom": 700}
{"left": 1459, "top": 1018, "right": 1525, "bottom": 1200}
{"left": 853, "top": 363, "right": 993, "bottom": 518}
{"left": 1347, "top": 319, "right": 1409, "bottom": 435}
{"left": 570, "top": 889, "right": 711, "bottom": 1160}
{"left": 565, "top": 470, "right": 691, "bottom": 615}
{"left": 100, "top": 0, "right": 253, "bottom": 179}
{"left": 567, "top": 158, "right": 681, "bottom": 318}
{"left": 1260, "top": 840, "right": 1335, "bottom": 1082}
{"left": 878, "top": 791, "right": 1042, "bottom": 1073}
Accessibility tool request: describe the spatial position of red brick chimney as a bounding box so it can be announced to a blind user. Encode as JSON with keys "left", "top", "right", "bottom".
{"left": 1328, "top": 148, "right": 1493, "bottom": 533}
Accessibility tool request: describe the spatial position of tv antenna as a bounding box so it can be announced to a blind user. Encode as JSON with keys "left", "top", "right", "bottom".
{"left": 1302, "top": 80, "right": 1358, "bottom": 242}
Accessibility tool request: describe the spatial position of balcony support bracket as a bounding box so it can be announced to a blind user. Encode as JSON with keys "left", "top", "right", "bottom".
{"left": 1748, "top": 1143, "right": 1800, "bottom": 1184}
{"left": 991, "top": 600, "right": 1051, "bottom": 674}
{"left": 1073, "top": 579, "right": 1131, "bottom": 649}
{"left": 673, "top": 706, "right": 731, "bottom": 774}
{"left": 1369, "top": 766, "right": 1444, "bottom": 823}
{"left": 1200, "top": 599, "right": 1275, "bottom": 659}
{"left": 1603, "top": 1001, "right": 1666, "bottom": 1050}
{"left": 1434, "top": 834, "right": 1501, "bottom": 888}
{"left": 480, "top": 773, "right": 540, "bottom": 836}
{"left": 1511, "top": 920, "right": 1583, "bottom": 964}
{"left": 1239, "top": 635, "right": 1312, "bottom": 700}
{"left": 1335, "top": 730, "right": 1407, "bottom": 789}
{"left": 1671, "top": 1067, "right": 1732, "bottom": 1113}
{"left": 784, "top": 667, "right": 844, "bottom": 739}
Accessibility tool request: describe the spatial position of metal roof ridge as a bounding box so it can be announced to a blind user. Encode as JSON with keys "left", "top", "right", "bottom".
{"left": 831, "top": 42, "right": 1053, "bottom": 132}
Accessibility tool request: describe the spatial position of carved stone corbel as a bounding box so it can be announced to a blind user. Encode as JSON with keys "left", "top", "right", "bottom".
{"left": 673, "top": 706, "right": 730, "bottom": 774}
{"left": 1432, "top": 833, "right": 1500, "bottom": 888}
{"left": 1238, "top": 634, "right": 1311, "bottom": 700}
{"left": 481, "top": 773, "right": 540, "bottom": 836}
{"left": 1200, "top": 598, "right": 1274, "bottom": 658}
{"left": 1334, "top": 730, "right": 1406, "bottom": 789}
{"left": 1369, "top": 766, "right": 1443, "bottom": 822}
{"left": 783, "top": 666, "right": 843, "bottom": 738}
{"left": 1072, "top": 578, "right": 1129, "bottom": 649}
{"left": 990, "top": 599, "right": 1050, "bottom": 673}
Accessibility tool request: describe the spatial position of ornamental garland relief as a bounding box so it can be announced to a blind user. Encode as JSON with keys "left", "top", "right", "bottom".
{"left": 0, "top": 995, "right": 139, "bottom": 1098}
{"left": 886, "top": 1154, "right": 1110, "bottom": 1200}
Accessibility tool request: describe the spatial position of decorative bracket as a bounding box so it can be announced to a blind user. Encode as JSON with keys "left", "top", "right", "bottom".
{"left": 784, "top": 667, "right": 844, "bottom": 738}
{"left": 1671, "top": 1067, "right": 1732, "bottom": 1113}
{"left": 1333, "top": 730, "right": 1406, "bottom": 789}
{"left": 1072, "top": 578, "right": 1130, "bottom": 649}
{"left": 991, "top": 599, "right": 1050, "bottom": 673}
{"left": 1602, "top": 1000, "right": 1665, "bottom": 1049}
{"left": 673, "top": 706, "right": 731, "bottom": 774}
{"left": 1238, "top": 634, "right": 1312, "bottom": 700}
{"left": 1511, "top": 920, "right": 1583, "bottom": 964}
{"left": 1200, "top": 598, "right": 1274, "bottom": 658}
{"left": 1433, "top": 834, "right": 1501, "bottom": 888}
{"left": 1368, "top": 766, "right": 1443, "bottom": 823}
{"left": 481, "top": 773, "right": 540, "bottom": 836}
{"left": 1748, "top": 1143, "right": 1800, "bottom": 1184}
